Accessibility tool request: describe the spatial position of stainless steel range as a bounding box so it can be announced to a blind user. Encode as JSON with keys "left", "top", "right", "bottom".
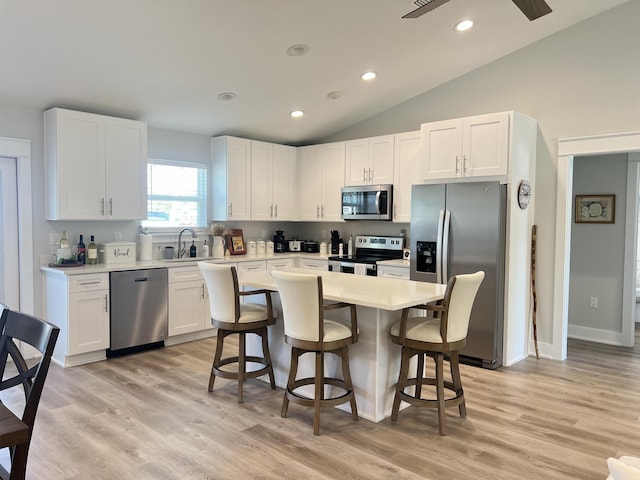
{"left": 328, "top": 235, "right": 404, "bottom": 276}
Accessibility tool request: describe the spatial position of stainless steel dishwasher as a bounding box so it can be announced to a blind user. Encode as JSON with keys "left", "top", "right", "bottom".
{"left": 108, "top": 268, "right": 168, "bottom": 356}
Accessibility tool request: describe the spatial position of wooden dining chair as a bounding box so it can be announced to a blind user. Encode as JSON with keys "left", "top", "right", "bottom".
{"left": 198, "top": 262, "right": 276, "bottom": 403}
{"left": 0, "top": 306, "right": 59, "bottom": 480}
{"left": 271, "top": 270, "right": 358, "bottom": 435}
{"left": 389, "top": 271, "right": 484, "bottom": 435}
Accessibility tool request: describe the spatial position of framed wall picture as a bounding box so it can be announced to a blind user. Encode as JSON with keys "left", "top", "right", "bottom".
{"left": 575, "top": 194, "right": 615, "bottom": 224}
{"left": 225, "top": 229, "right": 246, "bottom": 255}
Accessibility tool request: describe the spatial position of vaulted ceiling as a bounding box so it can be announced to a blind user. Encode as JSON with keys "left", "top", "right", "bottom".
{"left": 0, "top": 0, "right": 630, "bottom": 145}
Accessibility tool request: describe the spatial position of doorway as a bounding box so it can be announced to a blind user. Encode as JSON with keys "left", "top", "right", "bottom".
{"left": 0, "top": 156, "right": 19, "bottom": 309}
{"left": 554, "top": 132, "right": 640, "bottom": 360}
{"left": 0, "top": 137, "right": 33, "bottom": 314}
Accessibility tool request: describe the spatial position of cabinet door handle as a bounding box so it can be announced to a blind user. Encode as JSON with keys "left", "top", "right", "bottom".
{"left": 101, "top": 198, "right": 105, "bottom": 216}
{"left": 79, "top": 280, "right": 101, "bottom": 286}
{"left": 368, "top": 167, "right": 372, "bottom": 183}
{"left": 270, "top": 205, "right": 273, "bottom": 217}
{"left": 228, "top": 203, "right": 232, "bottom": 217}
{"left": 104, "top": 293, "right": 109, "bottom": 313}
{"left": 274, "top": 204, "right": 278, "bottom": 218}
{"left": 393, "top": 203, "right": 397, "bottom": 220}
{"left": 246, "top": 266, "right": 261, "bottom": 271}
{"left": 363, "top": 168, "right": 367, "bottom": 183}
{"left": 109, "top": 198, "right": 113, "bottom": 216}
{"left": 316, "top": 205, "right": 320, "bottom": 218}
{"left": 455, "top": 156, "right": 460, "bottom": 175}
{"left": 321, "top": 205, "right": 324, "bottom": 218}
{"left": 463, "top": 155, "right": 469, "bottom": 175}
{"left": 201, "top": 284, "right": 205, "bottom": 299}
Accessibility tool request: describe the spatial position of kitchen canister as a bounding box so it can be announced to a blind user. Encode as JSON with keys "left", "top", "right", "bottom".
{"left": 247, "top": 240, "right": 257, "bottom": 255}
{"left": 320, "top": 241, "right": 328, "bottom": 255}
{"left": 266, "top": 240, "right": 274, "bottom": 256}
{"left": 257, "top": 240, "right": 266, "bottom": 255}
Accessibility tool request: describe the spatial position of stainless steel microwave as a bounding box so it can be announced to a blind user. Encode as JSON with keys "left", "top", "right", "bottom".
{"left": 341, "top": 184, "right": 393, "bottom": 221}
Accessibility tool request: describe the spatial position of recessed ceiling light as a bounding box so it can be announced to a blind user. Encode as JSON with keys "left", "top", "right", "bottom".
{"left": 454, "top": 19, "right": 474, "bottom": 31}
{"left": 361, "top": 71, "right": 377, "bottom": 81}
{"left": 217, "top": 92, "right": 236, "bottom": 101}
{"left": 290, "top": 110, "right": 304, "bottom": 118}
{"left": 286, "top": 44, "right": 310, "bottom": 57}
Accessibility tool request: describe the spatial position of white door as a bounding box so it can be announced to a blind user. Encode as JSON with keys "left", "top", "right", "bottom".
{"left": 0, "top": 157, "right": 19, "bottom": 309}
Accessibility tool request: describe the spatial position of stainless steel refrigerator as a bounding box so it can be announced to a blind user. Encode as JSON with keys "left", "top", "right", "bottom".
{"left": 410, "top": 181, "right": 506, "bottom": 369}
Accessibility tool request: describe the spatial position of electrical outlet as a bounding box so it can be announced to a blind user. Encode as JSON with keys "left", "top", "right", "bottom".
{"left": 261, "top": 230, "right": 266, "bottom": 240}
{"left": 321, "top": 230, "right": 326, "bottom": 239}
{"left": 589, "top": 296, "right": 598, "bottom": 308}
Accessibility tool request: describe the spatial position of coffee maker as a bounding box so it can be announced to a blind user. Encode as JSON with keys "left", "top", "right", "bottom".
{"left": 273, "top": 230, "right": 287, "bottom": 253}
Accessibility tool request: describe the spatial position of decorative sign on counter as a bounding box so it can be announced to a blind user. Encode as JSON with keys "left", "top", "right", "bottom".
{"left": 225, "top": 229, "right": 246, "bottom": 255}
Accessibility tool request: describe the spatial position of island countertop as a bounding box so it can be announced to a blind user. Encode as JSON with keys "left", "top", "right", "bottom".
{"left": 238, "top": 267, "right": 446, "bottom": 311}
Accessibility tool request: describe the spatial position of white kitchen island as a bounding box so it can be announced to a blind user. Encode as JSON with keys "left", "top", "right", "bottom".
{"left": 239, "top": 267, "right": 447, "bottom": 422}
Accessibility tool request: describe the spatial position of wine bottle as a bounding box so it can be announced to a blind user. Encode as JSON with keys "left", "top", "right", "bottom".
{"left": 189, "top": 240, "right": 197, "bottom": 258}
{"left": 57, "top": 230, "right": 72, "bottom": 263}
{"left": 77, "top": 234, "right": 86, "bottom": 264}
{"left": 87, "top": 235, "right": 98, "bottom": 265}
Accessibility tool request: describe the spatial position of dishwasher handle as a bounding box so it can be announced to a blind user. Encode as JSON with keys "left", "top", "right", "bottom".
{"left": 134, "top": 277, "right": 148, "bottom": 282}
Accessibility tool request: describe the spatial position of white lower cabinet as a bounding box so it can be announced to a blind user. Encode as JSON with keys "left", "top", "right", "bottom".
{"left": 297, "top": 258, "right": 328, "bottom": 271}
{"left": 168, "top": 267, "right": 212, "bottom": 337}
{"left": 267, "top": 258, "right": 294, "bottom": 271}
{"left": 44, "top": 272, "right": 110, "bottom": 367}
{"left": 377, "top": 265, "right": 410, "bottom": 279}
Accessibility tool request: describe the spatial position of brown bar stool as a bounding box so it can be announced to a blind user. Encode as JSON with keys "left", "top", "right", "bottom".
{"left": 198, "top": 262, "right": 276, "bottom": 403}
{"left": 389, "top": 271, "right": 484, "bottom": 435}
{"left": 271, "top": 270, "right": 358, "bottom": 435}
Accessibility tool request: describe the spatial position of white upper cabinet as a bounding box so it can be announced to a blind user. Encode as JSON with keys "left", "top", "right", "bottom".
{"left": 393, "top": 131, "right": 421, "bottom": 223}
{"left": 211, "top": 136, "right": 251, "bottom": 221}
{"left": 251, "top": 141, "right": 296, "bottom": 221}
{"left": 421, "top": 112, "right": 509, "bottom": 182}
{"left": 297, "top": 142, "right": 345, "bottom": 222}
{"left": 345, "top": 134, "right": 394, "bottom": 186}
{"left": 44, "top": 108, "right": 147, "bottom": 220}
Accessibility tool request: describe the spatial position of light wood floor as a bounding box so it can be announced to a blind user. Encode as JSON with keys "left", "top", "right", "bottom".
{"left": 3, "top": 330, "right": 640, "bottom": 480}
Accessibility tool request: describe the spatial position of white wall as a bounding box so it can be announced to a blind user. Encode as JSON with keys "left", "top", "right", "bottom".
{"left": 569, "top": 154, "right": 627, "bottom": 338}
{"left": 320, "top": 0, "right": 640, "bottom": 349}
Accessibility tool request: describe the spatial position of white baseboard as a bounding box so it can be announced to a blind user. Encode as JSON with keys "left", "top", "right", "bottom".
{"left": 568, "top": 324, "right": 624, "bottom": 346}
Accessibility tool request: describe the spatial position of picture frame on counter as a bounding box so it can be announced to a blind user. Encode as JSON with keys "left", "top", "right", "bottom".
{"left": 575, "top": 194, "right": 615, "bottom": 224}
{"left": 226, "top": 229, "right": 246, "bottom": 255}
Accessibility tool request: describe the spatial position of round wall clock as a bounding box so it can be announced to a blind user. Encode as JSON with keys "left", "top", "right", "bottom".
{"left": 518, "top": 180, "right": 531, "bottom": 209}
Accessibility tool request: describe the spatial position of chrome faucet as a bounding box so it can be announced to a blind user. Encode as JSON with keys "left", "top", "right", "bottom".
{"left": 177, "top": 228, "right": 197, "bottom": 258}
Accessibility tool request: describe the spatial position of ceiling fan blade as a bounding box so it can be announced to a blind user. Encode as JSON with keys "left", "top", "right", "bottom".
{"left": 511, "top": 0, "right": 552, "bottom": 21}
{"left": 402, "top": 0, "right": 451, "bottom": 19}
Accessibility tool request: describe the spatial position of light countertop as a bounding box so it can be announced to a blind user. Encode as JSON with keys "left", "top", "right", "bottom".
{"left": 40, "top": 252, "right": 331, "bottom": 276}
{"left": 239, "top": 267, "right": 446, "bottom": 311}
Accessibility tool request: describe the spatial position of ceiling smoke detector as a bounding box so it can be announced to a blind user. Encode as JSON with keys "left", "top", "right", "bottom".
{"left": 217, "top": 92, "right": 236, "bottom": 101}
{"left": 286, "top": 44, "right": 310, "bottom": 57}
{"left": 327, "top": 91, "right": 341, "bottom": 100}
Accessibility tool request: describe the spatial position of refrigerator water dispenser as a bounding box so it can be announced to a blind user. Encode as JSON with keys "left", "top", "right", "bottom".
{"left": 416, "top": 241, "right": 436, "bottom": 273}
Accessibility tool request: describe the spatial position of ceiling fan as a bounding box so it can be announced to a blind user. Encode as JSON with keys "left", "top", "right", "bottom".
{"left": 403, "top": 0, "right": 552, "bottom": 21}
